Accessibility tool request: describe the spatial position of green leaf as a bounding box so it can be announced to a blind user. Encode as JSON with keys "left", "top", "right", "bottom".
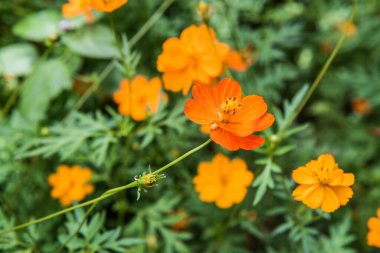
{"left": 13, "top": 10, "right": 61, "bottom": 41}
{"left": 18, "top": 59, "right": 72, "bottom": 124}
{"left": 0, "top": 43, "right": 38, "bottom": 76}
{"left": 62, "top": 24, "right": 118, "bottom": 59}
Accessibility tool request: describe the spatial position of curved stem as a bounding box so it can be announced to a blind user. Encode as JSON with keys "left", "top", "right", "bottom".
{"left": 0, "top": 138, "right": 212, "bottom": 235}
{"left": 281, "top": 0, "right": 357, "bottom": 133}
{"left": 129, "top": 0, "right": 175, "bottom": 48}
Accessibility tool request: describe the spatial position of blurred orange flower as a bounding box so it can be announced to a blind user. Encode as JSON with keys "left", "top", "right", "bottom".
{"left": 337, "top": 21, "right": 357, "bottom": 38}
{"left": 184, "top": 78, "right": 274, "bottom": 151}
{"left": 62, "top": 0, "right": 94, "bottom": 23}
{"left": 193, "top": 153, "right": 254, "bottom": 208}
{"left": 351, "top": 98, "right": 371, "bottom": 116}
{"left": 113, "top": 75, "right": 166, "bottom": 121}
{"left": 89, "top": 0, "right": 128, "bottom": 12}
{"left": 368, "top": 208, "right": 380, "bottom": 248}
{"left": 48, "top": 165, "right": 94, "bottom": 206}
{"left": 292, "top": 154, "right": 354, "bottom": 213}
{"left": 157, "top": 24, "right": 226, "bottom": 95}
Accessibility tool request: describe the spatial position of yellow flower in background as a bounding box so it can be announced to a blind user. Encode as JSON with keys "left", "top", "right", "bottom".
{"left": 368, "top": 208, "right": 380, "bottom": 248}
{"left": 292, "top": 154, "right": 354, "bottom": 213}
{"left": 193, "top": 153, "right": 254, "bottom": 208}
{"left": 113, "top": 75, "right": 166, "bottom": 121}
{"left": 48, "top": 165, "right": 94, "bottom": 206}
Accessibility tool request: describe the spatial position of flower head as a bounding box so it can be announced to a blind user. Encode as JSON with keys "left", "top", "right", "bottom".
{"left": 113, "top": 75, "right": 166, "bottom": 121}
{"left": 193, "top": 153, "right": 254, "bottom": 208}
{"left": 89, "top": 0, "right": 128, "bottom": 12}
{"left": 48, "top": 165, "right": 94, "bottom": 206}
{"left": 62, "top": 0, "right": 94, "bottom": 23}
{"left": 292, "top": 154, "right": 355, "bottom": 213}
{"left": 224, "top": 45, "right": 255, "bottom": 72}
{"left": 367, "top": 208, "right": 380, "bottom": 248}
{"left": 184, "top": 78, "right": 274, "bottom": 151}
{"left": 157, "top": 24, "right": 226, "bottom": 95}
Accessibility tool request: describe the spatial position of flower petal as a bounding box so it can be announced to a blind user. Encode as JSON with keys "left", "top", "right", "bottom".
{"left": 184, "top": 99, "right": 216, "bottom": 124}
{"left": 254, "top": 113, "right": 275, "bottom": 132}
{"left": 210, "top": 129, "right": 265, "bottom": 151}
{"left": 162, "top": 68, "right": 193, "bottom": 95}
{"left": 341, "top": 173, "right": 355, "bottom": 186}
{"left": 214, "top": 78, "right": 242, "bottom": 106}
{"left": 321, "top": 186, "right": 340, "bottom": 213}
{"left": 292, "top": 166, "right": 318, "bottom": 185}
{"left": 302, "top": 186, "right": 324, "bottom": 209}
{"left": 330, "top": 186, "right": 353, "bottom": 206}
{"left": 157, "top": 38, "right": 189, "bottom": 71}
{"left": 231, "top": 95, "right": 267, "bottom": 122}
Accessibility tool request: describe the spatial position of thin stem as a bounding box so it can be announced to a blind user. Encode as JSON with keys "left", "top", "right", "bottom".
{"left": 0, "top": 138, "right": 212, "bottom": 235}
{"left": 129, "top": 0, "right": 175, "bottom": 48}
{"left": 281, "top": 0, "right": 357, "bottom": 133}
{"left": 152, "top": 138, "right": 212, "bottom": 175}
{"left": 67, "top": 61, "right": 115, "bottom": 118}
{"left": 57, "top": 202, "right": 98, "bottom": 253}
{"left": 1, "top": 84, "right": 20, "bottom": 116}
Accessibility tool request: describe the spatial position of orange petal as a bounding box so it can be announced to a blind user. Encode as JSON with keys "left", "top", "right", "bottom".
{"left": 210, "top": 129, "right": 265, "bottom": 151}
{"left": 317, "top": 154, "right": 336, "bottom": 171}
{"left": 162, "top": 69, "right": 193, "bottom": 95}
{"left": 192, "top": 84, "right": 217, "bottom": 111}
{"left": 157, "top": 38, "right": 189, "bottom": 72}
{"left": 231, "top": 95, "right": 267, "bottom": 122}
{"left": 321, "top": 186, "right": 340, "bottom": 213}
{"left": 180, "top": 24, "right": 214, "bottom": 52}
{"left": 330, "top": 186, "right": 353, "bottom": 206}
{"left": 254, "top": 113, "right": 275, "bottom": 132}
{"left": 341, "top": 173, "right": 355, "bottom": 186}
{"left": 218, "top": 121, "right": 256, "bottom": 137}
{"left": 292, "top": 166, "right": 318, "bottom": 185}
{"left": 214, "top": 78, "right": 242, "bottom": 105}
{"left": 199, "top": 53, "right": 223, "bottom": 77}
{"left": 184, "top": 99, "right": 217, "bottom": 125}
{"left": 225, "top": 50, "right": 250, "bottom": 72}
{"left": 89, "top": 0, "right": 127, "bottom": 12}
{"left": 302, "top": 186, "right": 324, "bottom": 209}
{"left": 328, "top": 169, "right": 344, "bottom": 186}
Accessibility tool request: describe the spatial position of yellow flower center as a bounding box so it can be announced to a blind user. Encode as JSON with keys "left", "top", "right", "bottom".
{"left": 314, "top": 168, "right": 332, "bottom": 185}
{"left": 219, "top": 97, "right": 241, "bottom": 122}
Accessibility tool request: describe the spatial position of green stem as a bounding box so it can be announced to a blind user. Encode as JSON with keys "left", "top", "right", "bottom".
{"left": 1, "top": 84, "right": 20, "bottom": 116}
{"left": 280, "top": 0, "right": 357, "bottom": 133}
{"left": 129, "top": 0, "right": 175, "bottom": 48}
{"left": 152, "top": 138, "right": 212, "bottom": 175}
{"left": 57, "top": 202, "right": 98, "bottom": 252}
{"left": 0, "top": 138, "right": 212, "bottom": 235}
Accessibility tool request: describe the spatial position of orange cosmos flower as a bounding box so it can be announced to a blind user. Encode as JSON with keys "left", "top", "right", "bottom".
{"left": 184, "top": 78, "right": 274, "bottom": 151}
{"left": 89, "top": 0, "right": 128, "bottom": 12}
{"left": 62, "top": 0, "right": 94, "bottom": 23}
{"left": 292, "top": 154, "right": 355, "bottom": 213}
{"left": 113, "top": 75, "right": 166, "bottom": 121}
{"left": 48, "top": 165, "right": 94, "bottom": 206}
{"left": 368, "top": 208, "right": 380, "bottom": 248}
{"left": 193, "top": 153, "right": 254, "bottom": 208}
{"left": 157, "top": 24, "right": 226, "bottom": 95}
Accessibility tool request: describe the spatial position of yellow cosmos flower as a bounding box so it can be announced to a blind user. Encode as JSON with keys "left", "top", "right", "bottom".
{"left": 292, "top": 154, "right": 354, "bottom": 213}
{"left": 193, "top": 153, "right": 254, "bottom": 209}
{"left": 48, "top": 165, "right": 94, "bottom": 206}
{"left": 368, "top": 208, "right": 380, "bottom": 248}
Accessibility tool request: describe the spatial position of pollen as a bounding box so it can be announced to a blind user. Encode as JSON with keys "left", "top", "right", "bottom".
{"left": 220, "top": 97, "right": 241, "bottom": 114}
